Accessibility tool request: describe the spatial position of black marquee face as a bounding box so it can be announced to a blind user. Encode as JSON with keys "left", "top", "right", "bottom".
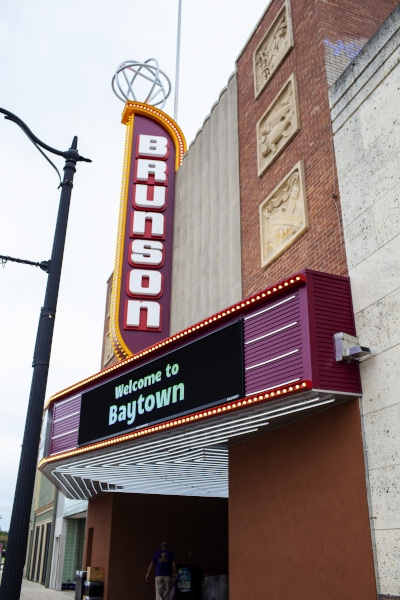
{"left": 78, "top": 322, "right": 244, "bottom": 446}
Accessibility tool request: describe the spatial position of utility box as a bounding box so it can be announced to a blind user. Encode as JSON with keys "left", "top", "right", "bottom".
{"left": 83, "top": 580, "right": 104, "bottom": 599}
{"left": 75, "top": 571, "right": 87, "bottom": 600}
{"left": 176, "top": 564, "right": 202, "bottom": 600}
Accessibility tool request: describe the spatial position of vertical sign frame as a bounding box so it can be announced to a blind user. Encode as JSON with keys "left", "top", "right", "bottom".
{"left": 110, "top": 102, "right": 186, "bottom": 360}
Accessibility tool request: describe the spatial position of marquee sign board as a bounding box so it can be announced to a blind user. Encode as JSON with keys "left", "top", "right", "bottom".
{"left": 44, "top": 271, "right": 362, "bottom": 466}
{"left": 110, "top": 103, "right": 186, "bottom": 360}
{"left": 78, "top": 322, "right": 244, "bottom": 446}
{"left": 40, "top": 271, "right": 363, "bottom": 501}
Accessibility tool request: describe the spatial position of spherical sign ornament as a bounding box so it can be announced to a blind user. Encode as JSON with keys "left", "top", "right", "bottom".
{"left": 112, "top": 58, "right": 172, "bottom": 110}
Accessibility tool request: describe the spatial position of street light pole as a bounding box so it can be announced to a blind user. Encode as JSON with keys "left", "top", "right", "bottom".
{"left": 0, "top": 109, "right": 91, "bottom": 600}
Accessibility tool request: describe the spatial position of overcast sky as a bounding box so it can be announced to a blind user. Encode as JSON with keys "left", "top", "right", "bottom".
{"left": 0, "top": 0, "right": 272, "bottom": 530}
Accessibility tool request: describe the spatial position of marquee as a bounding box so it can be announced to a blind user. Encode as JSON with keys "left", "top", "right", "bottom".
{"left": 39, "top": 271, "right": 362, "bottom": 500}
{"left": 109, "top": 102, "right": 186, "bottom": 360}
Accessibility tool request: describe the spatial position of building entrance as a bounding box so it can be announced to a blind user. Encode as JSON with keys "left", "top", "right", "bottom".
{"left": 84, "top": 492, "right": 228, "bottom": 599}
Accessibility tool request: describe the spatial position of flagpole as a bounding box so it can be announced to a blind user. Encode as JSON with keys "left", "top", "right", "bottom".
{"left": 174, "top": 0, "right": 182, "bottom": 122}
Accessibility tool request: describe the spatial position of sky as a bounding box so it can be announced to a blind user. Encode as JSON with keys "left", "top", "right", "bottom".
{"left": 0, "top": 0, "right": 272, "bottom": 531}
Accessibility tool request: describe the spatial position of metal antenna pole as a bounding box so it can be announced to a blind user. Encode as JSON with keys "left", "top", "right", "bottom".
{"left": 0, "top": 109, "right": 91, "bottom": 600}
{"left": 174, "top": 0, "right": 182, "bottom": 122}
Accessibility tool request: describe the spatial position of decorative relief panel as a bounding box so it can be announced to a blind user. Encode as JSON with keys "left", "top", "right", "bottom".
{"left": 257, "top": 73, "right": 300, "bottom": 176}
{"left": 254, "top": 1, "right": 294, "bottom": 98}
{"left": 259, "top": 160, "right": 308, "bottom": 268}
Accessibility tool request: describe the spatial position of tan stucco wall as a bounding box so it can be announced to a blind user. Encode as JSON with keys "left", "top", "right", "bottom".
{"left": 170, "top": 74, "right": 242, "bottom": 334}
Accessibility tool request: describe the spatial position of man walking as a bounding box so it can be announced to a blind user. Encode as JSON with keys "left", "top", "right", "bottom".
{"left": 146, "top": 541, "right": 177, "bottom": 600}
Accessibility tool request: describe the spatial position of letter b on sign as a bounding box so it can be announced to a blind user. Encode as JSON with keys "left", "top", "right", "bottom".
{"left": 138, "top": 135, "right": 168, "bottom": 158}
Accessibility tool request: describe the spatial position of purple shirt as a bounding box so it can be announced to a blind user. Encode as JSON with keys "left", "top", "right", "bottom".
{"left": 152, "top": 549, "right": 175, "bottom": 577}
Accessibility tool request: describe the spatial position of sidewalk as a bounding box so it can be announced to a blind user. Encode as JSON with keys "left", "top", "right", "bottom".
{"left": 0, "top": 571, "right": 75, "bottom": 599}
{"left": 20, "top": 580, "right": 75, "bottom": 599}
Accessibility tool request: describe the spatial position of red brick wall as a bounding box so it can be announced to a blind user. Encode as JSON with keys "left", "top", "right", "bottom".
{"left": 237, "top": 0, "right": 398, "bottom": 298}
{"left": 320, "top": 0, "right": 399, "bottom": 84}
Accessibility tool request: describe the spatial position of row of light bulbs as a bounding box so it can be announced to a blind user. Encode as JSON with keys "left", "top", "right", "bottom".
{"left": 121, "top": 102, "right": 186, "bottom": 166}
{"left": 109, "top": 112, "right": 135, "bottom": 361}
{"left": 40, "top": 379, "right": 311, "bottom": 468}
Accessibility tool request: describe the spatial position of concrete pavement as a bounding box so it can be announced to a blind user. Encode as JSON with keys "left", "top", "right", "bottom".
{"left": 20, "top": 580, "right": 75, "bottom": 599}
{"left": 0, "top": 570, "right": 75, "bottom": 599}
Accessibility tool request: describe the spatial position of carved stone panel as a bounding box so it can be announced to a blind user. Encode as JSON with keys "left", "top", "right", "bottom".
{"left": 259, "top": 160, "right": 308, "bottom": 268}
{"left": 257, "top": 73, "right": 300, "bottom": 176}
{"left": 254, "top": 1, "right": 294, "bottom": 98}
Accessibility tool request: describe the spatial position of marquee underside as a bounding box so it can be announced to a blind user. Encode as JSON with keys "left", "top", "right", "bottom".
{"left": 40, "top": 390, "right": 354, "bottom": 500}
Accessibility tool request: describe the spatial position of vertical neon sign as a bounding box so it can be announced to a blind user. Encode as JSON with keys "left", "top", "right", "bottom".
{"left": 110, "top": 102, "right": 186, "bottom": 360}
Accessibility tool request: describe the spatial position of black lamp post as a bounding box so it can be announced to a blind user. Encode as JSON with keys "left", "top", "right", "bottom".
{"left": 0, "top": 108, "right": 91, "bottom": 600}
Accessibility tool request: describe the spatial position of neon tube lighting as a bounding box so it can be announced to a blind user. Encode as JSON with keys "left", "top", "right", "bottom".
{"left": 246, "top": 349, "right": 299, "bottom": 370}
{"left": 53, "top": 411, "right": 80, "bottom": 423}
{"left": 245, "top": 322, "right": 298, "bottom": 345}
{"left": 52, "top": 428, "right": 78, "bottom": 440}
{"left": 244, "top": 294, "right": 296, "bottom": 321}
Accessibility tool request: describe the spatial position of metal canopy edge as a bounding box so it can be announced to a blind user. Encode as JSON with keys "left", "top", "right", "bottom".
{"left": 40, "top": 389, "right": 355, "bottom": 501}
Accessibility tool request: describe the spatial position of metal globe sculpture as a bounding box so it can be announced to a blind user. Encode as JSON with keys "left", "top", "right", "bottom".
{"left": 111, "top": 58, "right": 172, "bottom": 110}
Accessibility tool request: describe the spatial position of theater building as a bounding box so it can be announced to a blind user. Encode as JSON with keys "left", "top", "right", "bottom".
{"left": 38, "top": 0, "right": 400, "bottom": 598}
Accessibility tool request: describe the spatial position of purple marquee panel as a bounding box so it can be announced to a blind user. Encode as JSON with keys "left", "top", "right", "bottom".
{"left": 243, "top": 290, "right": 306, "bottom": 396}
{"left": 50, "top": 395, "right": 81, "bottom": 455}
{"left": 305, "top": 271, "right": 360, "bottom": 392}
{"left": 48, "top": 270, "right": 362, "bottom": 456}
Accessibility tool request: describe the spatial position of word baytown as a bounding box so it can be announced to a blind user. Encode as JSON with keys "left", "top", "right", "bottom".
{"left": 109, "top": 383, "right": 185, "bottom": 427}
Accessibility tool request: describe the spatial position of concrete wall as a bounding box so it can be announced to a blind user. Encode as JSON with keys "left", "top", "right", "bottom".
{"left": 49, "top": 494, "right": 66, "bottom": 591}
{"left": 63, "top": 498, "right": 88, "bottom": 518}
{"left": 330, "top": 6, "right": 400, "bottom": 598}
{"left": 26, "top": 472, "right": 57, "bottom": 585}
{"left": 48, "top": 497, "right": 88, "bottom": 590}
{"left": 170, "top": 74, "right": 242, "bottom": 334}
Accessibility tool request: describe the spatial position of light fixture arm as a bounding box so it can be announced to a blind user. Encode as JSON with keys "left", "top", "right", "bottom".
{"left": 0, "top": 108, "right": 91, "bottom": 162}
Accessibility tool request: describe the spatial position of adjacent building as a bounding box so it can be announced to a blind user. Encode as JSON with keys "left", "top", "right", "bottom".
{"left": 329, "top": 7, "right": 400, "bottom": 594}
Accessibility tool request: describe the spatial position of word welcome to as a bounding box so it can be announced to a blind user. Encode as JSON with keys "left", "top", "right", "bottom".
{"left": 114, "top": 363, "right": 179, "bottom": 400}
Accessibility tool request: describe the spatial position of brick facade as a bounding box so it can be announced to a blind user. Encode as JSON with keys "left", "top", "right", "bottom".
{"left": 237, "top": 0, "right": 398, "bottom": 298}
